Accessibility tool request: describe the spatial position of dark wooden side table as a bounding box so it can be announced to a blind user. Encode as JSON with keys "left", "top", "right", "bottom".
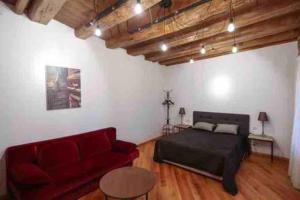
{"left": 100, "top": 167, "right": 156, "bottom": 200}
{"left": 248, "top": 134, "right": 274, "bottom": 162}
{"left": 174, "top": 124, "right": 192, "bottom": 133}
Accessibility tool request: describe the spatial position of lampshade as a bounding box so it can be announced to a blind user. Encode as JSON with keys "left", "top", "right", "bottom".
{"left": 258, "top": 112, "right": 268, "bottom": 122}
{"left": 179, "top": 107, "right": 186, "bottom": 115}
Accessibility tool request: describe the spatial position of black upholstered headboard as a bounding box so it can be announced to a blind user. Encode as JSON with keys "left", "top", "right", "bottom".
{"left": 193, "top": 111, "right": 250, "bottom": 136}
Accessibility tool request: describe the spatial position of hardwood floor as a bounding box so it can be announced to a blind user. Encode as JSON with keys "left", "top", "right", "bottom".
{"left": 80, "top": 141, "right": 300, "bottom": 200}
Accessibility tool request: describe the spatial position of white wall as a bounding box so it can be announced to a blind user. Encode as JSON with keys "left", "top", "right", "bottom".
{"left": 0, "top": 3, "right": 164, "bottom": 195}
{"left": 289, "top": 56, "right": 300, "bottom": 189}
{"left": 163, "top": 42, "right": 298, "bottom": 158}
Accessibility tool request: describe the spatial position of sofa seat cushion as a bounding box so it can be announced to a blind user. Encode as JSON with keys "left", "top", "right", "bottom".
{"left": 11, "top": 163, "right": 52, "bottom": 187}
{"left": 38, "top": 141, "right": 80, "bottom": 170}
{"left": 83, "top": 152, "right": 130, "bottom": 175}
{"left": 46, "top": 162, "right": 85, "bottom": 183}
{"left": 79, "top": 133, "right": 112, "bottom": 159}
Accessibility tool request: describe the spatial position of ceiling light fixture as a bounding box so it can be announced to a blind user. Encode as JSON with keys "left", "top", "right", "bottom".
{"left": 227, "top": 18, "right": 235, "bottom": 33}
{"left": 94, "top": 26, "right": 102, "bottom": 37}
{"left": 232, "top": 44, "right": 238, "bottom": 53}
{"left": 231, "top": 21, "right": 238, "bottom": 54}
{"left": 227, "top": 0, "right": 235, "bottom": 33}
{"left": 134, "top": 0, "right": 143, "bottom": 14}
{"left": 161, "top": 43, "right": 168, "bottom": 52}
{"left": 200, "top": 46, "right": 206, "bottom": 54}
{"left": 160, "top": 3, "right": 169, "bottom": 52}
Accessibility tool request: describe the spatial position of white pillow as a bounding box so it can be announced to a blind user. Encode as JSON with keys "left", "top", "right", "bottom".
{"left": 193, "top": 122, "right": 215, "bottom": 132}
{"left": 214, "top": 124, "right": 239, "bottom": 135}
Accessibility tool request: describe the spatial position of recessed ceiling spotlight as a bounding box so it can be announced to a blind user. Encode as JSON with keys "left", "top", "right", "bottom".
{"left": 227, "top": 18, "right": 235, "bottom": 33}
{"left": 232, "top": 44, "right": 238, "bottom": 53}
{"left": 189, "top": 59, "right": 195, "bottom": 64}
{"left": 94, "top": 26, "right": 102, "bottom": 37}
{"left": 134, "top": 0, "right": 143, "bottom": 14}
{"left": 160, "top": 43, "right": 168, "bottom": 52}
{"left": 200, "top": 46, "right": 206, "bottom": 54}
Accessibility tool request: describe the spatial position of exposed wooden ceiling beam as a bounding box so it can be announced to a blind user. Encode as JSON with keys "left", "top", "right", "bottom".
{"left": 106, "top": 0, "right": 257, "bottom": 49}
{"left": 75, "top": 0, "right": 161, "bottom": 39}
{"left": 104, "top": 0, "right": 201, "bottom": 37}
{"left": 129, "top": 0, "right": 300, "bottom": 56}
{"left": 14, "top": 0, "right": 30, "bottom": 14}
{"left": 147, "top": 13, "right": 300, "bottom": 62}
{"left": 161, "top": 30, "right": 298, "bottom": 66}
{"left": 28, "top": 0, "right": 67, "bottom": 25}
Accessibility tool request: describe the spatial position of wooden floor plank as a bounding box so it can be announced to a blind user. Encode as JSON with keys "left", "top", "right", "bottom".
{"left": 80, "top": 141, "right": 300, "bottom": 200}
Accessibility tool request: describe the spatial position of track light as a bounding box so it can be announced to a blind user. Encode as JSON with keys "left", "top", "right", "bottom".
{"left": 227, "top": 18, "right": 235, "bottom": 33}
{"left": 134, "top": 0, "right": 143, "bottom": 14}
{"left": 94, "top": 26, "right": 102, "bottom": 37}
{"left": 189, "top": 59, "right": 195, "bottom": 64}
{"left": 160, "top": 43, "right": 168, "bottom": 52}
{"left": 232, "top": 44, "right": 238, "bottom": 53}
{"left": 200, "top": 46, "right": 206, "bottom": 54}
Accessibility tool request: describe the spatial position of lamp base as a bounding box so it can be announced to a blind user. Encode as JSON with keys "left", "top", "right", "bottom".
{"left": 261, "top": 121, "right": 265, "bottom": 137}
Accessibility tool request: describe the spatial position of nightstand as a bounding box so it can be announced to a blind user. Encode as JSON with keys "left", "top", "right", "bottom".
{"left": 174, "top": 124, "right": 191, "bottom": 133}
{"left": 248, "top": 134, "right": 274, "bottom": 162}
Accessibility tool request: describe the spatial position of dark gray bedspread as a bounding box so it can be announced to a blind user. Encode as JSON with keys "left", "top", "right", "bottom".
{"left": 153, "top": 128, "right": 248, "bottom": 195}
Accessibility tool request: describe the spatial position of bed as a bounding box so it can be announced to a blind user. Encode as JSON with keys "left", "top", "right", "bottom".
{"left": 153, "top": 111, "right": 250, "bottom": 195}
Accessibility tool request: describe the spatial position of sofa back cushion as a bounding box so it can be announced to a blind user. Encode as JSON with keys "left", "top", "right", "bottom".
{"left": 38, "top": 141, "right": 80, "bottom": 170}
{"left": 6, "top": 145, "right": 37, "bottom": 170}
{"left": 78, "top": 133, "right": 112, "bottom": 159}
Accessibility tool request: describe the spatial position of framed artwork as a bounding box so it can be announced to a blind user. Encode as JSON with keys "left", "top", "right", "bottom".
{"left": 46, "top": 66, "right": 81, "bottom": 110}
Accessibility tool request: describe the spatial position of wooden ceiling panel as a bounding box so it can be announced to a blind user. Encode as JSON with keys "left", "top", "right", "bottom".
{"left": 105, "top": 0, "right": 256, "bottom": 49}
{"left": 55, "top": 0, "right": 117, "bottom": 29}
{"left": 74, "top": 0, "right": 161, "bottom": 39}
{"left": 161, "top": 30, "right": 299, "bottom": 66}
{"left": 146, "top": 13, "right": 300, "bottom": 62}
{"left": 106, "top": 0, "right": 201, "bottom": 39}
{"left": 28, "top": 0, "right": 68, "bottom": 25}
{"left": 2, "top": 0, "right": 299, "bottom": 66}
{"left": 128, "top": 0, "right": 300, "bottom": 56}
{"left": 14, "top": 0, "right": 30, "bottom": 14}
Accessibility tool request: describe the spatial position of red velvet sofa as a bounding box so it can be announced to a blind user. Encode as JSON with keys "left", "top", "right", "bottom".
{"left": 5, "top": 127, "right": 139, "bottom": 200}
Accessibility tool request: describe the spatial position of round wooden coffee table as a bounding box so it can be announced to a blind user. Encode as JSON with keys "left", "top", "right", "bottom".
{"left": 99, "top": 167, "right": 156, "bottom": 200}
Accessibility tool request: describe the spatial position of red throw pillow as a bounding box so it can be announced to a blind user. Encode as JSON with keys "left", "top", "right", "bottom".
{"left": 78, "top": 133, "right": 112, "bottom": 159}
{"left": 11, "top": 163, "right": 52, "bottom": 186}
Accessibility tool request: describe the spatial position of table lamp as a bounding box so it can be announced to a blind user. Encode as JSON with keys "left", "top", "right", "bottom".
{"left": 179, "top": 107, "right": 186, "bottom": 124}
{"left": 258, "top": 112, "right": 268, "bottom": 136}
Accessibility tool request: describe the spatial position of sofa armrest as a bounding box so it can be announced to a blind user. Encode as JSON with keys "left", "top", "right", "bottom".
{"left": 113, "top": 140, "right": 137, "bottom": 154}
